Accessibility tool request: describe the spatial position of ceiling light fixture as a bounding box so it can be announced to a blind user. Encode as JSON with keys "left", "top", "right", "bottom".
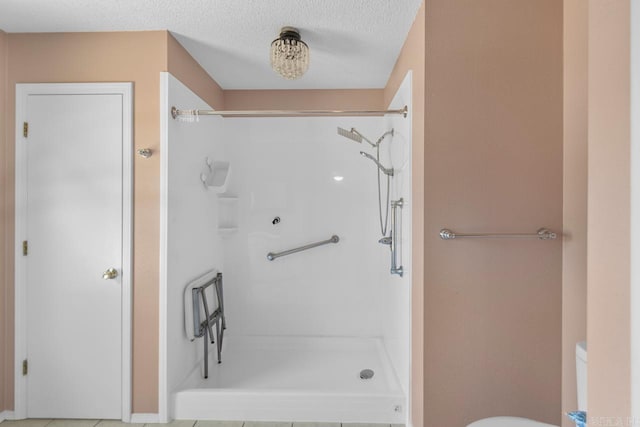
{"left": 270, "top": 27, "right": 309, "bottom": 80}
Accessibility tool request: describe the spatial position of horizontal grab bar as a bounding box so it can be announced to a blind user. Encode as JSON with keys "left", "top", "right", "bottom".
{"left": 439, "top": 228, "right": 557, "bottom": 240}
{"left": 267, "top": 235, "right": 340, "bottom": 261}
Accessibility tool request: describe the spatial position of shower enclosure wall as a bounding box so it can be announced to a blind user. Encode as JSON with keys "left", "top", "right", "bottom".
{"left": 160, "top": 72, "right": 413, "bottom": 424}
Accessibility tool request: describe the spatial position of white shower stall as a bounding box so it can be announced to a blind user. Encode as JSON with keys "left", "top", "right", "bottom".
{"left": 159, "top": 72, "right": 413, "bottom": 424}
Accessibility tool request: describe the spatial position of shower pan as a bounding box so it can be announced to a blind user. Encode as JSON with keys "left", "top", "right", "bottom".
{"left": 173, "top": 336, "right": 404, "bottom": 423}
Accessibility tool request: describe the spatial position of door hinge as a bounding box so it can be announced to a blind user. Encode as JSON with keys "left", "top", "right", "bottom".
{"left": 23, "top": 122, "right": 28, "bottom": 138}
{"left": 22, "top": 240, "right": 28, "bottom": 256}
{"left": 22, "top": 359, "right": 28, "bottom": 376}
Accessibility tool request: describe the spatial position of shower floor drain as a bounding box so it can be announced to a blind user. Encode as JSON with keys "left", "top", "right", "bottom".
{"left": 359, "top": 369, "right": 374, "bottom": 380}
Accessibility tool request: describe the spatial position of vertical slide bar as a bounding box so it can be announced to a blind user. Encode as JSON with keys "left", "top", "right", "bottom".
{"left": 391, "top": 198, "right": 404, "bottom": 276}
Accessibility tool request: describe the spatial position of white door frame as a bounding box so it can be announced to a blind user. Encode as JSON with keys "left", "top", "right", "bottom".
{"left": 14, "top": 83, "right": 133, "bottom": 421}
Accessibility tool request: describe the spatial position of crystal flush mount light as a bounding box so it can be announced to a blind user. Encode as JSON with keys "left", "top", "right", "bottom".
{"left": 270, "top": 26, "right": 309, "bottom": 80}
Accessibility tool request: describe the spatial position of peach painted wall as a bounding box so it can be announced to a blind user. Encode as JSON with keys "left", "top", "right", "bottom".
{"left": 562, "top": 0, "right": 588, "bottom": 425}
{"left": 383, "top": 3, "right": 425, "bottom": 427}
{"left": 0, "top": 28, "right": 7, "bottom": 413}
{"left": 423, "top": 1, "right": 563, "bottom": 426}
{"left": 224, "top": 89, "right": 383, "bottom": 111}
{"left": 587, "top": 0, "right": 631, "bottom": 424}
{"left": 167, "top": 33, "right": 224, "bottom": 110}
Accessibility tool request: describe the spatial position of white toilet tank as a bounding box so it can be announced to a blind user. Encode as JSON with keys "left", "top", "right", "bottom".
{"left": 576, "top": 341, "right": 587, "bottom": 411}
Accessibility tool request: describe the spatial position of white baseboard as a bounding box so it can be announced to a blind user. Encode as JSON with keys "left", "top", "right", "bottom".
{"left": 131, "top": 413, "right": 160, "bottom": 423}
{"left": 0, "top": 411, "right": 15, "bottom": 421}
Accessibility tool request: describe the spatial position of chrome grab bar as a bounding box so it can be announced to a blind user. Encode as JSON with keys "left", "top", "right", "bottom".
{"left": 439, "top": 228, "right": 557, "bottom": 240}
{"left": 267, "top": 235, "right": 340, "bottom": 261}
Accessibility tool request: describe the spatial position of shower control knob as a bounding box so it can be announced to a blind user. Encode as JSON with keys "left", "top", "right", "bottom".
{"left": 102, "top": 268, "right": 118, "bottom": 280}
{"left": 378, "top": 236, "right": 392, "bottom": 245}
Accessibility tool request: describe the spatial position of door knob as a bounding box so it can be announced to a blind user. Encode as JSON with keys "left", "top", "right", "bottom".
{"left": 102, "top": 268, "right": 118, "bottom": 280}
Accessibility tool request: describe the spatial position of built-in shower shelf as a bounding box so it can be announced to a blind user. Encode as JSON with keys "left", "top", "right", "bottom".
{"left": 217, "top": 196, "right": 239, "bottom": 232}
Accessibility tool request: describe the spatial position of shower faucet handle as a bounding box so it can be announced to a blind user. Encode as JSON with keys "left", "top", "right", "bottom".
{"left": 378, "top": 236, "right": 392, "bottom": 245}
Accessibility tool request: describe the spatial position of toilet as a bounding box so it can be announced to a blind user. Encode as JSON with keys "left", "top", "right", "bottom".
{"left": 467, "top": 341, "right": 587, "bottom": 427}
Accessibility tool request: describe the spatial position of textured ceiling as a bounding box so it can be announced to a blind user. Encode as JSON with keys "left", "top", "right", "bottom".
{"left": 0, "top": 0, "right": 422, "bottom": 89}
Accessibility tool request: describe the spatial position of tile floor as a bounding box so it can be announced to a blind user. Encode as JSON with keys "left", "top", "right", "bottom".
{"left": 0, "top": 420, "right": 404, "bottom": 427}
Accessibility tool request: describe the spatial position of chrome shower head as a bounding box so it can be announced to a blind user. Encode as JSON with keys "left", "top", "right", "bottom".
{"left": 337, "top": 127, "right": 362, "bottom": 143}
{"left": 337, "top": 127, "right": 376, "bottom": 147}
{"left": 360, "top": 151, "right": 394, "bottom": 176}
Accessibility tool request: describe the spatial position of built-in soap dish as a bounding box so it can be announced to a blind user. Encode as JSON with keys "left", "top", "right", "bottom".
{"left": 217, "top": 196, "right": 239, "bottom": 237}
{"left": 201, "top": 158, "right": 230, "bottom": 193}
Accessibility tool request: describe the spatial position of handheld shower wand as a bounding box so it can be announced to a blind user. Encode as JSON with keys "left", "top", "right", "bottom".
{"left": 360, "top": 151, "right": 394, "bottom": 176}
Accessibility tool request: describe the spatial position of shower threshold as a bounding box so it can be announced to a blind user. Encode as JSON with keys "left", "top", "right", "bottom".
{"left": 172, "top": 336, "right": 405, "bottom": 424}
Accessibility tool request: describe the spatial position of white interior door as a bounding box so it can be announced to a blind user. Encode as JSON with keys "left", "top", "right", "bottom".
{"left": 15, "top": 84, "right": 132, "bottom": 420}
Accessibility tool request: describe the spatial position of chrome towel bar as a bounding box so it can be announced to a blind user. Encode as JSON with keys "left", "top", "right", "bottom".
{"left": 267, "top": 235, "right": 340, "bottom": 261}
{"left": 439, "top": 228, "right": 557, "bottom": 240}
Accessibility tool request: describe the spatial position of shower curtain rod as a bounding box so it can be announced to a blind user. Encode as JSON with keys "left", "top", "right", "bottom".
{"left": 171, "top": 105, "right": 408, "bottom": 119}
